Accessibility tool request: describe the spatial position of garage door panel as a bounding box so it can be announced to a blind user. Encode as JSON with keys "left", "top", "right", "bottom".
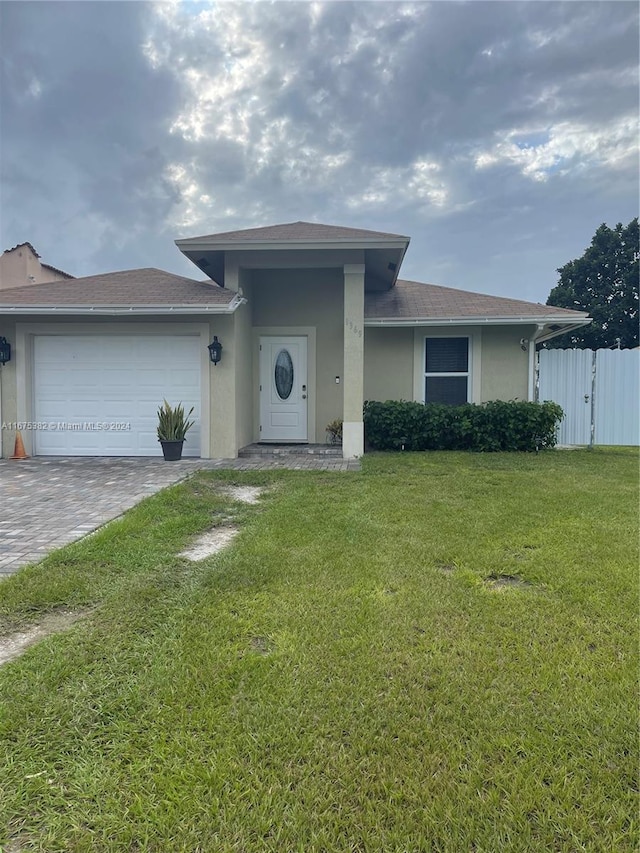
{"left": 34, "top": 335, "right": 202, "bottom": 456}
{"left": 101, "top": 400, "right": 135, "bottom": 419}
{"left": 70, "top": 432, "right": 107, "bottom": 452}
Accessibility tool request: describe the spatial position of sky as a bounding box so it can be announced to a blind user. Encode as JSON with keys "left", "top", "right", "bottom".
{"left": 1, "top": 0, "right": 638, "bottom": 304}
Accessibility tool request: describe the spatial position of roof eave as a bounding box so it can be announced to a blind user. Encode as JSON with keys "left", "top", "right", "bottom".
{"left": 364, "top": 315, "right": 592, "bottom": 327}
{"left": 389, "top": 239, "right": 410, "bottom": 288}
{"left": 175, "top": 238, "right": 409, "bottom": 253}
{"left": 0, "top": 301, "right": 242, "bottom": 316}
{"left": 535, "top": 320, "right": 593, "bottom": 344}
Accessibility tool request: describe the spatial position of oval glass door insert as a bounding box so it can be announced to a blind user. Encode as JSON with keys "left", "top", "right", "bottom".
{"left": 274, "top": 349, "right": 294, "bottom": 400}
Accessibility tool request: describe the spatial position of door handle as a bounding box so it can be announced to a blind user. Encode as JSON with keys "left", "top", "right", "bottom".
{"left": 302, "top": 394, "right": 307, "bottom": 399}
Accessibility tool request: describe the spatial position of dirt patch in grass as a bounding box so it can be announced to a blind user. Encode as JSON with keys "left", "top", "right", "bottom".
{"left": 437, "top": 563, "right": 456, "bottom": 574}
{"left": 178, "top": 526, "right": 239, "bottom": 561}
{"left": 218, "top": 485, "right": 265, "bottom": 504}
{"left": 0, "top": 608, "right": 92, "bottom": 667}
{"left": 485, "top": 573, "right": 533, "bottom": 590}
{"left": 250, "top": 635, "right": 273, "bottom": 655}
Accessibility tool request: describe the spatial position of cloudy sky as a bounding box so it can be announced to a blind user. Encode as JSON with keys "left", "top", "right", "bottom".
{"left": 1, "top": 1, "right": 637, "bottom": 303}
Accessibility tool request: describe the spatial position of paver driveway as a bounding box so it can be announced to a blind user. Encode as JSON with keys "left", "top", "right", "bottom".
{"left": 0, "top": 454, "right": 358, "bottom": 578}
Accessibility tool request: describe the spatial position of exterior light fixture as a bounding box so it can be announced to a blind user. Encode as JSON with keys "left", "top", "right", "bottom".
{"left": 0, "top": 337, "right": 11, "bottom": 365}
{"left": 208, "top": 336, "right": 223, "bottom": 365}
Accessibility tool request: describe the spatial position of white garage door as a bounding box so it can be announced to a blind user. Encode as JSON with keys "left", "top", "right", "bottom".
{"left": 33, "top": 335, "right": 201, "bottom": 456}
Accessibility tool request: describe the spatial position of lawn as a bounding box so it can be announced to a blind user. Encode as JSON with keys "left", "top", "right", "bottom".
{"left": 0, "top": 449, "right": 637, "bottom": 852}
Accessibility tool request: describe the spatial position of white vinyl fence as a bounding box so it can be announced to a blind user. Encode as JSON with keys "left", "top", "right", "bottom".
{"left": 537, "top": 348, "right": 639, "bottom": 446}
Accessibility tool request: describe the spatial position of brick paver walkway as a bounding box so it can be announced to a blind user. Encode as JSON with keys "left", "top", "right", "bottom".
{"left": 0, "top": 454, "right": 359, "bottom": 578}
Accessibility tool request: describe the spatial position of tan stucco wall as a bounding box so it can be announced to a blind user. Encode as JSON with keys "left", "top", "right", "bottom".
{"left": 206, "top": 313, "right": 237, "bottom": 458}
{"left": 0, "top": 246, "right": 71, "bottom": 290}
{"left": 0, "top": 319, "right": 17, "bottom": 457}
{"left": 234, "top": 271, "right": 254, "bottom": 452}
{"left": 365, "top": 324, "right": 532, "bottom": 406}
{"left": 250, "top": 268, "right": 344, "bottom": 441}
{"left": 364, "top": 327, "right": 414, "bottom": 401}
{"left": 480, "top": 326, "right": 531, "bottom": 402}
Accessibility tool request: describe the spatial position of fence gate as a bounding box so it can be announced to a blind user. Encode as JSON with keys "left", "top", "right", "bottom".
{"left": 537, "top": 348, "right": 639, "bottom": 446}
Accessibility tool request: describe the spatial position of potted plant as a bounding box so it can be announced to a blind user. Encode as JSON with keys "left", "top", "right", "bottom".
{"left": 157, "top": 400, "right": 195, "bottom": 461}
{"left": 326, "top": 418, "right": 343, "bottom": 445}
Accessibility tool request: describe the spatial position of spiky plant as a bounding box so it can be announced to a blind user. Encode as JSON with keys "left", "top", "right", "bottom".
{"left": 156, "top": 400, "right": 195, "bottom": 442}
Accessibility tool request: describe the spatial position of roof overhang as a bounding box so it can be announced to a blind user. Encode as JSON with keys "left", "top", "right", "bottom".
{"left": 175, "top": 236, "right": 410, "bottom": 290}
{"left": 0, "top": 298, "right": 244, "bottom": 317}
{"left": 364, "top": 316, "right": 592, "bottom": 334}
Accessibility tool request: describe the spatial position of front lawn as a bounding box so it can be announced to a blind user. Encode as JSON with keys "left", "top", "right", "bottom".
{"left": 0, "top": 449, "right": 637, "bottom": 852}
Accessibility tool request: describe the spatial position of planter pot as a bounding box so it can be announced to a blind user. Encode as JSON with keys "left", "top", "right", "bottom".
{"left": 159, "top": 439, "right": 184, "bottom": 461}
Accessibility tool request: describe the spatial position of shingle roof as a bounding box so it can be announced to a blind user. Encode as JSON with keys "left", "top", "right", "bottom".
{"left": 365, "top": 279, "right": 589, "bottom": 320}
{"left": 0, "top": 268, "right": 235, "bottom": 306}
{"left": 1, "top": 265, "right": 588, "bottom": 322}
{"left": 179, "top": 220, "right": 409, "bottom": 243}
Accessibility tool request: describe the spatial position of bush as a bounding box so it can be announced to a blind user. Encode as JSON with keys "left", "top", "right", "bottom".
{"left": 363, "top": 400, "right": 564, "bottom": 453}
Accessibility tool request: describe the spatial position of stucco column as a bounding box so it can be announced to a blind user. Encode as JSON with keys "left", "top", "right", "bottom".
{"left": 343, "top": 263, "right": 365, "bottom": 458}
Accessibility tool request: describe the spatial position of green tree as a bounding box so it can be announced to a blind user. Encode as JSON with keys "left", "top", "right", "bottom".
{"left": 545, "top": 218, "right": 639, "bottom": 349}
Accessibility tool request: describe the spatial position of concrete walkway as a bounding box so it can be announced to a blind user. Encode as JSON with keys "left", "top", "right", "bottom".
{"left": 0, "top": 454, "right": 359, "bottom": 578}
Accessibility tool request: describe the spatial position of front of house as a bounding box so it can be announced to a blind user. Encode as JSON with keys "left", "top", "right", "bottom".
{"left": 0, "top": 222, "right": 590, "bottom": 460}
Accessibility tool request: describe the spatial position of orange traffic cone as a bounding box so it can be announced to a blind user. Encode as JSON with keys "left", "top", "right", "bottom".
{"left": 10, "top": 430, "right": 29, "bottom": 460}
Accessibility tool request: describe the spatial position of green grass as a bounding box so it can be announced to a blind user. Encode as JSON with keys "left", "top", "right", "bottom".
{"left": 0, "top": 449, "right": 637, "bottom": 852}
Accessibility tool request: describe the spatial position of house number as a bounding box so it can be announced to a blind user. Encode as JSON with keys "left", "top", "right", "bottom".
{"left": 345, "top": 318, "right": 363, "bottom": 338}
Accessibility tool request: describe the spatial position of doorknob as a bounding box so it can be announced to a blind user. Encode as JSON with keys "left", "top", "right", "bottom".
{"left": 302, "top": 394, "right": 307, "bottom": 399}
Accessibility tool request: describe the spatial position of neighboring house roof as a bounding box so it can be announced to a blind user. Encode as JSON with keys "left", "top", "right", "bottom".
{"left": 3, "top": 242, "right": 75, "bottom": 279}
{"left": 365, "top": 279, "right": 590, "bottom": 326}
{"left": 41, "top": 262, "right": 75, "bottom": 279}
{"left": 4, "top": 241, "right": 42, "bottom": 256}
{"left": 0, "top": 268, "right": 241, "bottom": 314}
{"left": 177, "top": 221, "right": 409, "bottom": 244}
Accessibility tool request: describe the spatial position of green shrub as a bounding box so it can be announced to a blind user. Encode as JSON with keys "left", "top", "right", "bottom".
{"left": 363, "top": 400, "right": 564, "bottom": 452}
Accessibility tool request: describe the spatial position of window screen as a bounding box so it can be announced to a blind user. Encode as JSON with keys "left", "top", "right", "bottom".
{"left": 424, "top": 337, "right": 470, "bottom": 405}
{"left": 425, "top": 338, "right": 468, "bottom": 373}
{"left": 425, "top": 377, "right": 468, "bottom": 406}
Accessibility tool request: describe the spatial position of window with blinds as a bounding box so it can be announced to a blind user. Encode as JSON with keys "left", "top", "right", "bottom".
{"left": 424, "top": 337, "right": 469, "bottom": 405}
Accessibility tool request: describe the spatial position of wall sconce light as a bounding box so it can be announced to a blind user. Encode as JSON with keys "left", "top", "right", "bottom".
{"left": 520, "top": 338, "right": 529, "bottom": 352}
{"left": 0, "top": 337, "right": 11, "bottom": 365}
{"left": 208, "top": 336, "right": 223, "bottom": 365}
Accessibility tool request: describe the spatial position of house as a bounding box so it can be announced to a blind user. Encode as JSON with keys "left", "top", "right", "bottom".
{"left": 0, "top": 222, "right": 590, "bottom": 460}
{"left": 0, "top": 242, "right": 74, "bottom": 291}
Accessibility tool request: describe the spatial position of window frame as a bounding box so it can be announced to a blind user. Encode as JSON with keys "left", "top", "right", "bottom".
{"left": 423, "top": 335, "right": 471, "bottom": 405}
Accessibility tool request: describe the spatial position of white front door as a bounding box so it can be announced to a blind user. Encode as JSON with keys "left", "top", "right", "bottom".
{"left": 259, "top": 336, "right": 308, "bottom": 441}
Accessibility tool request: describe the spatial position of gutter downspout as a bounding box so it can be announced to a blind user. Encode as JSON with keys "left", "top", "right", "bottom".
{"left": 528, "top": 324, "right": 546, "bottom": 401}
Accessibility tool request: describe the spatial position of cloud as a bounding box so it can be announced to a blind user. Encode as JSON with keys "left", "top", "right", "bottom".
{"left": 475, "top": 116, "right": 638, "bottom": 182}
{"left": 0, "top": 0, "right": 637, "bottom": 301}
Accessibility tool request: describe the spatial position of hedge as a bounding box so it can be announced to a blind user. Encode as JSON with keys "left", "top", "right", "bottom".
{"left": 363, "top": 400, "right": 564, "bottom": 452}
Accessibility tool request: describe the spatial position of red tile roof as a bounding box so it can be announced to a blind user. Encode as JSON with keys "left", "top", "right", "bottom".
{"left": 365, "top": 279, "right": 589, "bottom": 320}
{"left": 0, "top": 268, "right": 234, "bottom": 306}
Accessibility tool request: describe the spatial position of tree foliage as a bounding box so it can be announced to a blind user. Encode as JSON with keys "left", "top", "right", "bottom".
{"left": 545, "top": 218, "right": 638, "bottom": 349}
